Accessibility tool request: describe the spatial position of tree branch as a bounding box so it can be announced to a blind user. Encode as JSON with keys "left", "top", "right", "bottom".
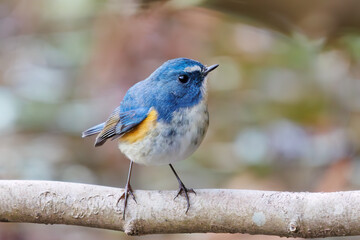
{"left": 0, "top": 180, "right": 359, "bottom": 237}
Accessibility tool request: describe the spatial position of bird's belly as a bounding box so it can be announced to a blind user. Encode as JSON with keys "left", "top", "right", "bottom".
{"left": 118, "top": 103, "right": 209, "bottom": 166}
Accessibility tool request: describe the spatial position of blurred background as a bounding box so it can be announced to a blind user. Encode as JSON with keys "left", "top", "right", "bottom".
{"left": 1, "top": 0, "right": 360, "bottom": 239}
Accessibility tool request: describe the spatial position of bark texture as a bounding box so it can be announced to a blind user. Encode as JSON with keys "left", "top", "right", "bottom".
{"left": 0, "top": 180, "right": 359, "bottom": 237}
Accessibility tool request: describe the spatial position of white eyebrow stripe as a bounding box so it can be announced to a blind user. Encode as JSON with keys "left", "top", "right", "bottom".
{"left": 184, "top": 65, "right": 201, "bottom": 73}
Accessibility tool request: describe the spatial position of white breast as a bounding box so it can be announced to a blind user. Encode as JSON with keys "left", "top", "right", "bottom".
{"left": 118, "top": 101, "right": 209, "bottom": 166}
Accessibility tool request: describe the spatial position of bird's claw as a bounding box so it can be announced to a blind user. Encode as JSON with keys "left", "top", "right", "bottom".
{"left": 175, "top": 187, "right": 196, "bottom": 198}
{"left": 117, "top": 183, "right": 136, "bottom": 219}
{"left": 119, "top": 184, "right": 137, "bottom": 203}
{"left": 174, "top": 183, "right": 196, "bottom": 213}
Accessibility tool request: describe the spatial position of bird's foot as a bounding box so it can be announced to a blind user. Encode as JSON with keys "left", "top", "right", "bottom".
{"left": 174, "top": 182, "right": 196, "bottom": 213}
{"left": 117, "top": 183, "right": 136, "bottom": 219}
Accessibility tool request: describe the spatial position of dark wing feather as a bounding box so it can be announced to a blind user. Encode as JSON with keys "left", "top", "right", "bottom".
{"left": 94, "top": 107, "right": 149, "bottom": 147}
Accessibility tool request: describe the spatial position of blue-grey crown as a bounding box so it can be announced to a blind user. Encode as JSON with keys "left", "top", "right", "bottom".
{"left": 150, "top": 58, "right": 205, "bottom": 78}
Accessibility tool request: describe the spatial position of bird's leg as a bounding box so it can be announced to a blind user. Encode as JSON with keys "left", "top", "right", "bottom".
{"left": 169, "top": 164, "right": 196, "bottom": 213}
{"left": 118, "top": 161, "right": 136, "bottom": 219}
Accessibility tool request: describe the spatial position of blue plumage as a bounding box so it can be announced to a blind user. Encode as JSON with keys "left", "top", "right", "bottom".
{"left": 82, "top": 57, "right": 218, "bottom": 218}
{"left": 120, "top": 58, "right": 206, "bottom": 122}
{"left": 83, "top": 58, "right": 211, "bottom": 146}
{"left": 116, "top": 107, "right": 150, "bottom": 133}
{"left": 90, "top": 106, "right": 150, "bottom": 146}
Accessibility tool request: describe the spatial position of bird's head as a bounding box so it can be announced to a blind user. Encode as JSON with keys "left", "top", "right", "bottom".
{"left": 148, "top": 58, "right": 219, "bottom": 108}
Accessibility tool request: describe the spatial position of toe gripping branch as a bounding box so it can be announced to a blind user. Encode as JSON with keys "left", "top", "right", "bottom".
{"left": 119, "top": 162, "right": 196, "bottom": 219}
{"left": 170, "top": 164, "right": 196, "bottom": 213}
{"left": 118, "top": 161, "right": 137, "bottom": 219}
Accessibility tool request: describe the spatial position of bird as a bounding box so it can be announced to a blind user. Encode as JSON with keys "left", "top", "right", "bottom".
{"left": 82, "top": 58, "right": 218, "bottom": 218}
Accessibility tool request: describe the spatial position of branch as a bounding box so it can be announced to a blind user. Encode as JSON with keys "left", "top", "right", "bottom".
{"left": 0, "top": 180, "right": 359, "bottom": 237}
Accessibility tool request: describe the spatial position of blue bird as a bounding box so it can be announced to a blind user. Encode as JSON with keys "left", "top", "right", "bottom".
{"left": 82, "top": 58, "right": 218, "bottom": 218}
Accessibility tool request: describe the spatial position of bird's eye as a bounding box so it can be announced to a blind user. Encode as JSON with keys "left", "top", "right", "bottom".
{"left": 178, "top": 74, "right": 189, "bottom": 84}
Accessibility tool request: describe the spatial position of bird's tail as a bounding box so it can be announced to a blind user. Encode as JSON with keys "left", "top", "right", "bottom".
{"left": 82, "top": 123, "right": 105, "bottom": 138}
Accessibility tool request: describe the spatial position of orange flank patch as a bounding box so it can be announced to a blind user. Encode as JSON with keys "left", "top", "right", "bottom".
{"left": 120, "top": 109, "right": 158, "bottom": 143}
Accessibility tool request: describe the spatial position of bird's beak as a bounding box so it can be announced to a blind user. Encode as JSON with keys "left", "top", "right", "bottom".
{"left": 204, "top": 64, "right": 219, "bottom": 76}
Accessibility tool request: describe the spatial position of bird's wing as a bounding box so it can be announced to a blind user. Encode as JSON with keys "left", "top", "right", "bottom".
{"left": 94, "top": 106, "right": 150, "bottom": 147}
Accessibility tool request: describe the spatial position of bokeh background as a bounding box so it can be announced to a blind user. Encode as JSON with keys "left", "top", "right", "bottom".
{"left": 1, "top": 0, "right": 360, "bottom": 239}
